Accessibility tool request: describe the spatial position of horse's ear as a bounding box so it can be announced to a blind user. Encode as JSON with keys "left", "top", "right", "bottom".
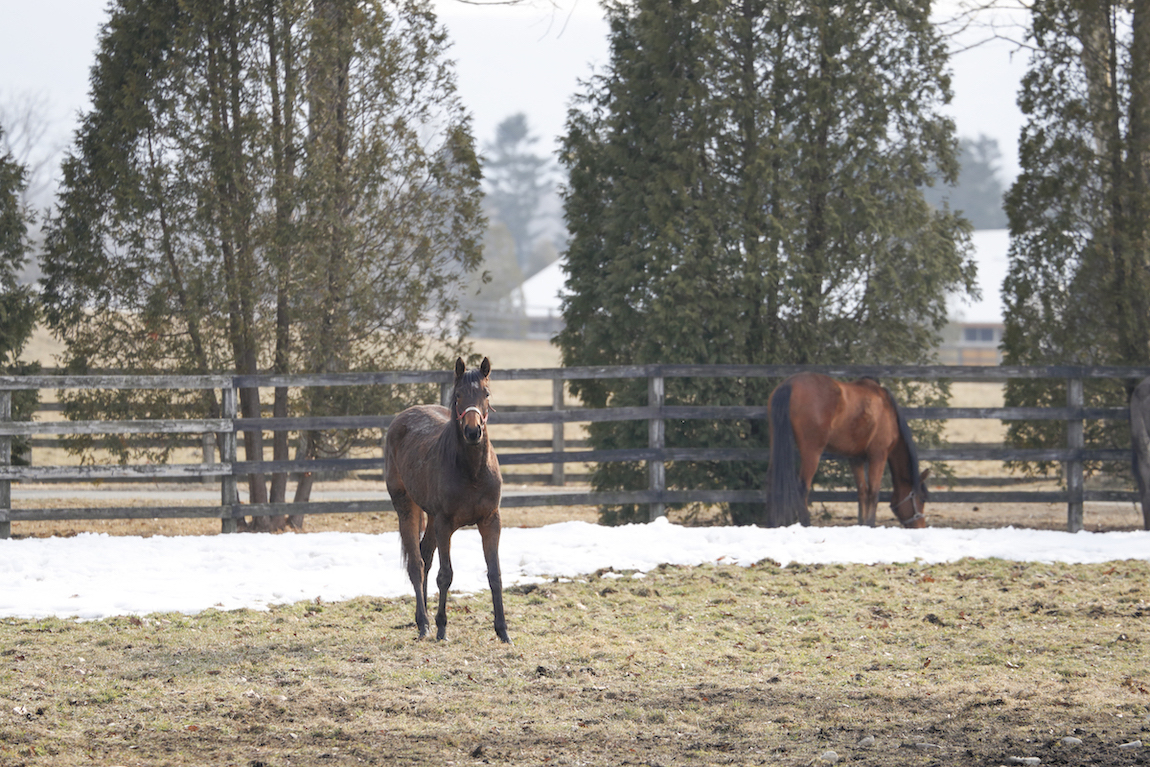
{"left": 480, "top": 356, "right": 491, "bottom": 378}
{"left": 919, "top": 468, "right": 931, "bottom": 483}
{"left": 455, "top": 357, "right": 466, "bottom": 381}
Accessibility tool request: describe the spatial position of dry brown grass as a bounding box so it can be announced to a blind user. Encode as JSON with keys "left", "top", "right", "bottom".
{"left": 1, "top": 560, "right": 1148, "bottom": 766}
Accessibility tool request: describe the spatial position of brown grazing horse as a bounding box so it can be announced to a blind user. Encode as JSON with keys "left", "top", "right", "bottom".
{"left": 767, "top": 372, "right": 929, "bottom": 528}
{"left": 385, "top": 357, "right": 509, "bottom": 642}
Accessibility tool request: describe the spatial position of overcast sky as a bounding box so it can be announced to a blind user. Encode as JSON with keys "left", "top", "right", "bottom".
{"left": 0, "top": 0, "right": 1029, "bottom": 181}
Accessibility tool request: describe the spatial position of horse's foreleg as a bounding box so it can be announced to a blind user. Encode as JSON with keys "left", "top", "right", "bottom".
{"left": 419, "top": 519, "right": 437, "bottom": 611}
{"left": 861, "top": 458, "right": 883, "bottom": 527}
{"left": 478, "top": 512, "right": 510, "bottom": 644}
{"left": 850, "top": 461, "right": 872, "bottom": 526}
{"left": 394, "top": 493, "right": 430, "bottom": 639}
{"left": 433, "top": 520, "right": 455, "bottom": 641}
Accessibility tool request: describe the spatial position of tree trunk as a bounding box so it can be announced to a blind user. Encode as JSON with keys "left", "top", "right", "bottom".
{"left": 267, "top": 0, "right": 299, "bottom": 528}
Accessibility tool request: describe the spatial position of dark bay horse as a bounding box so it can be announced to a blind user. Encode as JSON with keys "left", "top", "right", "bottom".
{"left": 385, "top": 357, "right": 509, "bottom": 642}
{"left": 767, "top": 372, "right": 929, "bottom": 528}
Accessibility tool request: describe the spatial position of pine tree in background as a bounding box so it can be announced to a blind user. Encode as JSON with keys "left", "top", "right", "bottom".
{"left": 483, "top": 113, "right": 555, "bottom": 278}
{"left": 922, "top": 135, "right": 1009, "bottom": 230}
{"left": 559, "top": 0, "right": 975, "bottom": 525}
{"left": 460, "top": 221, "right": 527, "bottom": 338}
{"left": 1002, "top": 0, "right": 1150, "bottom": 474}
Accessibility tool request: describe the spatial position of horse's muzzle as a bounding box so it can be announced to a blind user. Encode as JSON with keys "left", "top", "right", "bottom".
{"left": 458, "top": 405, "right": 486, "bottom": 444}
{"left": 462, "top": 422, "right": 484, "bottom": 444}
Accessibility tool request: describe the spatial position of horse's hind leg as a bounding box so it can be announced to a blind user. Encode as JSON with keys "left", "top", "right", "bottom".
{"left": 478, "top": 511, "right": 510, "bottom": 643}
{"left": 796, "top": 451, "right": 820, "bottom": 527}
{"left": 394, "top": 491, "right": 431, "bottom": 639}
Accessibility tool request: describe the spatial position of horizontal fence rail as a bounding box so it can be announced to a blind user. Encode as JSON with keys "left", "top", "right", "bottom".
{"left": 2, "top": 364, "right": 1149, "bottom": 537}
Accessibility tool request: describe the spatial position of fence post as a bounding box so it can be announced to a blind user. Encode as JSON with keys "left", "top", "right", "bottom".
{"left": 201, "top": 431, "right": 216, "bottom": 484}
{"left": 0, "top": 391, "right": 10, "bottom": 540}
{"left": 220, "top": 384, "right": 239, "bottom": 534}
{"left": 552, "top": 378, "right": 565, "bottom": 486}
{"left": 1065, "top": 376, "right": 1084, "bottom": 533}
{"left": 648, "top": 372, "right": 665, "bottom": 521}
{"left": 441, "top": 381, "right": 452, "bottom": 407}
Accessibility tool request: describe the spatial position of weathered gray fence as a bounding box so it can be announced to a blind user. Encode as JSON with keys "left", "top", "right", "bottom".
{"left": 1, "top": 364, "right": 1147, "bottom": 537}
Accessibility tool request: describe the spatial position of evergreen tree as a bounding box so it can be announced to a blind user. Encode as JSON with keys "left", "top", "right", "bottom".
{"left": 41, "top": 0, "right": 484, "bottom": 529}
{"left": 460, "top": 221, "right": 527, "bottom": 338}
{"left": 483, "top": 113, "right": 553, "bottom": 277}
{"left": 0, "top": 126, "right": 35, "bottom": 363}
{"left": 1001, "top": 0, "right": 1150, "bottom": 473}
{"left": 923, "top": 135, "right": 1008, "bottom": 229}
{"left": 559, "top": 0, "right": 975, "bottom": 526}
{"left": 469, "top": 223, "right": 525, "bottom": 306}
{"left": 0, "top": 124, "right": 40, "bottom": 463}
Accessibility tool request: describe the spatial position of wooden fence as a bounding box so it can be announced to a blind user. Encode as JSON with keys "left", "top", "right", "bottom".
{"left": 2, "top": 364, "right": 1148, "bottom": 538}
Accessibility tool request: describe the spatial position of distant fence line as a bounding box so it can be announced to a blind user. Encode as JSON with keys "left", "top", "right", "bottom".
{"left": 2, "top": 363, "right": 1148, "bottom": 538}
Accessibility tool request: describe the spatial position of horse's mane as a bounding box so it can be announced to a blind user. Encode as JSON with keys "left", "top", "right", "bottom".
{"left": 881, "top": 385, "right": 927, "bottom": 498}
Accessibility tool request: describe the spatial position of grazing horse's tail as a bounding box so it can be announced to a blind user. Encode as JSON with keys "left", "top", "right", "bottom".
{"left": 767, "top": 381, "right": 810, "bottom": 526}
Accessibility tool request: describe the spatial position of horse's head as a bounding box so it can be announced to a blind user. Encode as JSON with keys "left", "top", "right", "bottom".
{"left": 453, "top": 356, "right": 492, "bottom": 446}
{"left": 892, "top": 468, "right": 929, "bottom": 528}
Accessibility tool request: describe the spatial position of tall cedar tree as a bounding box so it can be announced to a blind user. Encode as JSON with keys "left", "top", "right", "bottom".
{"left": 1002, "top": 0, "right": 1150, "bottom": 476}
{"left": 41, "top": 0, "right": 484, "bottom": 530}
{"left": 0, "top": 126, "right": 36, "bottom": 366}
{"left": 0, "top": 125, "right": 39, "bottom": 464}
{"left": 559, "top": 0, "right": 975, "bottom": 526}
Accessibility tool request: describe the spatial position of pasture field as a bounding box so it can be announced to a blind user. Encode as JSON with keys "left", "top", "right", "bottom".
{"left": 5, "top": 333, "right": 1148, "bottom": 764}
{"left": 1, "top": 558, "right": 1149, "bottom": 766}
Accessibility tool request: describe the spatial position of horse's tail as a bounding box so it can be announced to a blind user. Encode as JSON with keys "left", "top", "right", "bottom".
{"left": 767, "top": 381, "right": 809, "bottom": 526}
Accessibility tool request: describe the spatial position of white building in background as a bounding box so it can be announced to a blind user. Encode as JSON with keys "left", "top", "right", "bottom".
{"left": 518, "top": 259, "right": 567, "bottom": 339}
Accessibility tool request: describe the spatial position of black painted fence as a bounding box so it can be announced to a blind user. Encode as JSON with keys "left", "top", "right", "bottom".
{"left": 2, "top": 364, "right": 1147, "bottom": 537}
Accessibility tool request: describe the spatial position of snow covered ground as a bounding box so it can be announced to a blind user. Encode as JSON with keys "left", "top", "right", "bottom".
{"left": 2, "top": 519, "right": 1148, "bottom": 621}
